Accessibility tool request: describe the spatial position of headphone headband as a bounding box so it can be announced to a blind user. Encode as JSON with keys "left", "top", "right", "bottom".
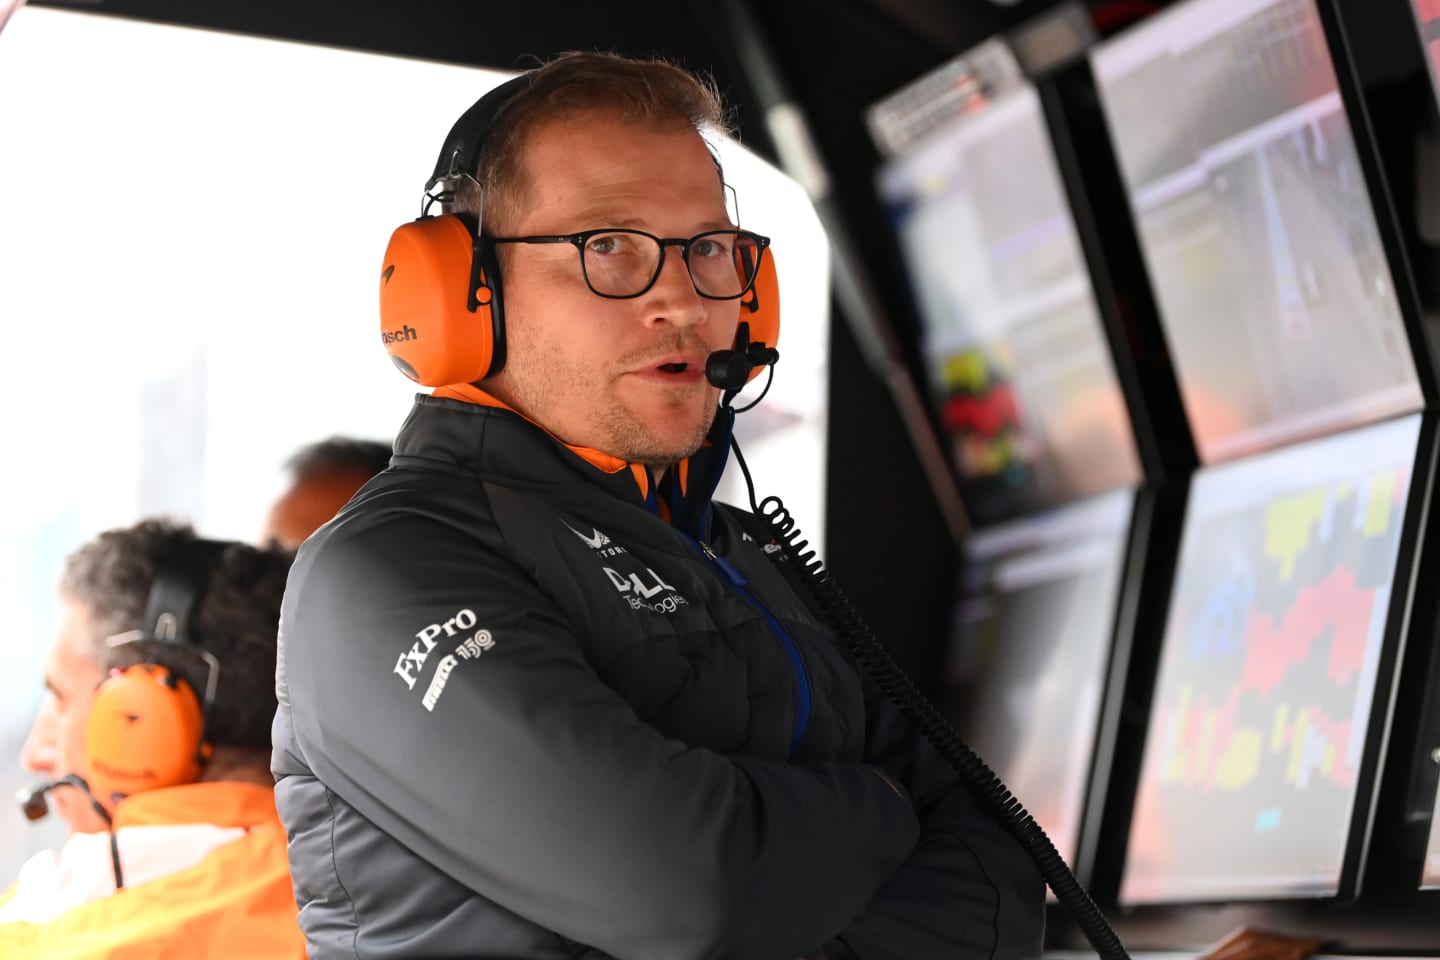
{"left": 427, "top": 74, "right": 533, "bottom": 212}
{"left": 139, "top": 538, "right": 228, "bottom": 647}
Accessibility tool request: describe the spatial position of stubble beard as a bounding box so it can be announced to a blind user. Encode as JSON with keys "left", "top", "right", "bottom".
{"left": 599, "top": 391, "right": 719, "bottom": 468}
{"left": 502, "top": 337, "right": 720, "bottom": 468}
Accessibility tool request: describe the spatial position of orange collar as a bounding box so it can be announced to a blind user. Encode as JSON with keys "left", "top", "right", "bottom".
{"left": 434, "top": 383, "right": 653, "bottom": 499}
{"left": 111, "top": 782, "right": 280, "bottom": 832}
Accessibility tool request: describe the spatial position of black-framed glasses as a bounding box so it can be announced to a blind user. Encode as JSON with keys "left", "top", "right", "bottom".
{"left": 488, "top": 228, "right": 770, "bottom": 300}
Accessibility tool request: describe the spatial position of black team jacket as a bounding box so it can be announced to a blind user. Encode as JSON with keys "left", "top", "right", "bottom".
{"left": 272, "top": 385, "right": 1045, "bottom": 960}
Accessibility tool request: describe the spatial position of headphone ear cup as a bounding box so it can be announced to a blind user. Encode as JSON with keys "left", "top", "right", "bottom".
{"left": 380, "top": 215, "right": 504, "bottom": 386}
{"left": 84, "top": 665, "right": 207, "bottom": 813}
{"left": 738, "top": 248, "right": 780, "bottom": 383}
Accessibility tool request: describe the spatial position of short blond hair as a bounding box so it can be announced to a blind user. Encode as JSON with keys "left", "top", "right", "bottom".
{"left": 451, "top": 51, "right": 733, "bottom": 235}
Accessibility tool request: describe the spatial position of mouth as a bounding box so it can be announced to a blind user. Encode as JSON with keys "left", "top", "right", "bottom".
{"left": 629, "top": 355, "right": 707, "bottom": 384}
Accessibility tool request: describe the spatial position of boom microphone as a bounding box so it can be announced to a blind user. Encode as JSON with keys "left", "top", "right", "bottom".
{"left": 16, "top": 775, "right": 111, "bottom": 825}
{"left": 705, "top": 321, "right": 779, "bottom": 394}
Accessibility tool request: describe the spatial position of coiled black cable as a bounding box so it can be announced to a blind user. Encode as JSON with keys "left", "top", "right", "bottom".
{"left": 729, "top": 438, "right": 1130, "bottom": 960}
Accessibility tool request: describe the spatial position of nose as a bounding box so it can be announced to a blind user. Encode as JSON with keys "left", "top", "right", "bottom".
{"left": 21, "top": 706, "right": 57, "bottom": 775}
{"left": 644, "top": 245, "right": 707, "bottom": 329}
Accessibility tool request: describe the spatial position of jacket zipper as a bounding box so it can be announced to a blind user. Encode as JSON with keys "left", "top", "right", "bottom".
{"left": 685, "top": 535, "right": 813, "bottom": 758}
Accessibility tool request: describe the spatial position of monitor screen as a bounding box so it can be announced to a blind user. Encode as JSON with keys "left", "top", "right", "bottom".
{"left": 1415, "top": 0, "right": 1440, "bottom": 110}
{"left": 1092, "top": 0, "right": 1422, "bottom": 465}
{"left": 1425, "top": 774, "right": 1440, "bottom": 888}
{"left": 1121, "top": 413, "right": 1421, "bottom": 903}
{"left": 876, "top": 85, "right": 1140, "bottom": 527}
{"left": 940, "top": 488, "right": 1134, "bottom": 865}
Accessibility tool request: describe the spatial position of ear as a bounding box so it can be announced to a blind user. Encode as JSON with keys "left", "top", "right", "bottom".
{"left": 380, "top": 215, "right": 506, "bottom": 386}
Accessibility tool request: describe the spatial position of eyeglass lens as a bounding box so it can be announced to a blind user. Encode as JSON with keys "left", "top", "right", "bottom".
{"left": 581, "top": 231, "right": 761, "bottom": 298}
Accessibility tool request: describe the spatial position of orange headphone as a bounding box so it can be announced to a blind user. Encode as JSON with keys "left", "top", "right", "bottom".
{"left": 378, "top": 73, "right": 781, "bottom": 388}
{"left": 83, "top": 539, "right": 226, "bottom": 814}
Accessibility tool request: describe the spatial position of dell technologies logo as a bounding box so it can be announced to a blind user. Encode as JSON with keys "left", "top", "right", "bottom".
{"left": 560, "top": 519, "right": 688, "bottom": 614}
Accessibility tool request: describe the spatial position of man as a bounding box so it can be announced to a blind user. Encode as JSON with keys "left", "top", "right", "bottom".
{"left": 5, "top": 519, "right": 303, "bottom": 958}
{"left": 262, "top": 435, "right": 392, "bottom": 549}
{"left": 274, "top": 51, "right": 1044, "bottom": 960}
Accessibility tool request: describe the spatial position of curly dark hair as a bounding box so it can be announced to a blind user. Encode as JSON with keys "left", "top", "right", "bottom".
{"left": 59, "top": 517, "right": 293, "bottom": 752}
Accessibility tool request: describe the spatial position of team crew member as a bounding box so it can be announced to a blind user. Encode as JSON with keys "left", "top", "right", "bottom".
{"left": 262, "top": 435, "right": 392, "bottom": 549}
{"left": 5, "top": 519, "right": 304, "bottom": 959}
{"left": 273, "top": 51, "right": 1044, "bottom": 960}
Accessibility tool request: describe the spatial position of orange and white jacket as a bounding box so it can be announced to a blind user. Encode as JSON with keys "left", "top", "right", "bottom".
{"left": 0, "top": 781, "right": 304, "bottom": 959}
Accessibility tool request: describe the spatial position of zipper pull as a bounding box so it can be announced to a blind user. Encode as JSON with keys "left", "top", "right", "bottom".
{"left": 700, "top": 541, "right": 749, "bottom": 587}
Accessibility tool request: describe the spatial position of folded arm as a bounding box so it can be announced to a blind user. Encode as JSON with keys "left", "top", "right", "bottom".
{"left": 812, "top": 674, "right": 1048, "bottom": 960}
{"left": 275, "top": 516, "right": 921, "bottom": 960}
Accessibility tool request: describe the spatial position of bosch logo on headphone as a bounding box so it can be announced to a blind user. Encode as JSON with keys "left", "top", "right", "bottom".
{"left": 381, "top": 325, "right": 419, "bottom": 345}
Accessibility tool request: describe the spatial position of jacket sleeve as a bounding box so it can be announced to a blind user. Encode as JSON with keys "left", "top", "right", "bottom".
{"left": 812, "top": 673, "right": 1048, "bottom": 959}
{"left": 274, "top": 513, "right": 920, "bottom": 960}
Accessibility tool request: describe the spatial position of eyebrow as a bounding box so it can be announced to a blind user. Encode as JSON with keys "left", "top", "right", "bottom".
{"left": 576, "top": 216, "right": 738, "bottom": 234}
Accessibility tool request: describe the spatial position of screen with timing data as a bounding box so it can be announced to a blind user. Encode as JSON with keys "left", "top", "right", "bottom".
{"left": 877, "top": 85, "right": 1140, "bottom": 527}
{"left": 1092, "top": 0, "right": 1421, "bottom": 465}
{"left": 1425, "top": 772, "right": 1440, "bottom": 888}
{"left": 1121, "top": 414, "right": 1420, "bottom": 903}
{"left": 940, "top": 488, "right": 1133, "bottom": 865}
{"left": 1413, "top": 0, "right": 1440, "bottom": 112}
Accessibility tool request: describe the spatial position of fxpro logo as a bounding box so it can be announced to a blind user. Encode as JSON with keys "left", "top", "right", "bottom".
{"left": 394, "top": 607, "right": 482, "bottom": 690}
{"left": 562, "top": 519, "right": 628, "bottom": 559}
{"left": 604, "top": 566, "right": 689, "bottom": 615}
{"left": 382, "top": 325, "right": 418, "bottom": 345}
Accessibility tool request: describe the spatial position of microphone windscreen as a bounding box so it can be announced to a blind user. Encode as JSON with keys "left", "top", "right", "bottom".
{"left": 706, "top": 350, "right": 751, "bottom": 391}
{"left": 17, "top": 782, "right": 54, "bottom": 821}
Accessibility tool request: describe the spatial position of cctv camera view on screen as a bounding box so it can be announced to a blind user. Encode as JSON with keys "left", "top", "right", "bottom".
{"left": 1121, "top": 414, "right": 1421, "bottom": 903}
{"left": 1093, "top": 0, "right": 1421, "bottom": 466}
{"left": 1414, "top": 0, "right": 1440, "bottom": 110}
{"left": 940, "top": 488, "right": 1133, "bottom": 865}
{"left": 877, "top": 86, "right": 1140, "bottom": 528}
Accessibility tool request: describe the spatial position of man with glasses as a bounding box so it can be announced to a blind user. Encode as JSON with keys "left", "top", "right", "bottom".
{"left": 273, "top": 51, "right": 1043, "bottom": 960}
